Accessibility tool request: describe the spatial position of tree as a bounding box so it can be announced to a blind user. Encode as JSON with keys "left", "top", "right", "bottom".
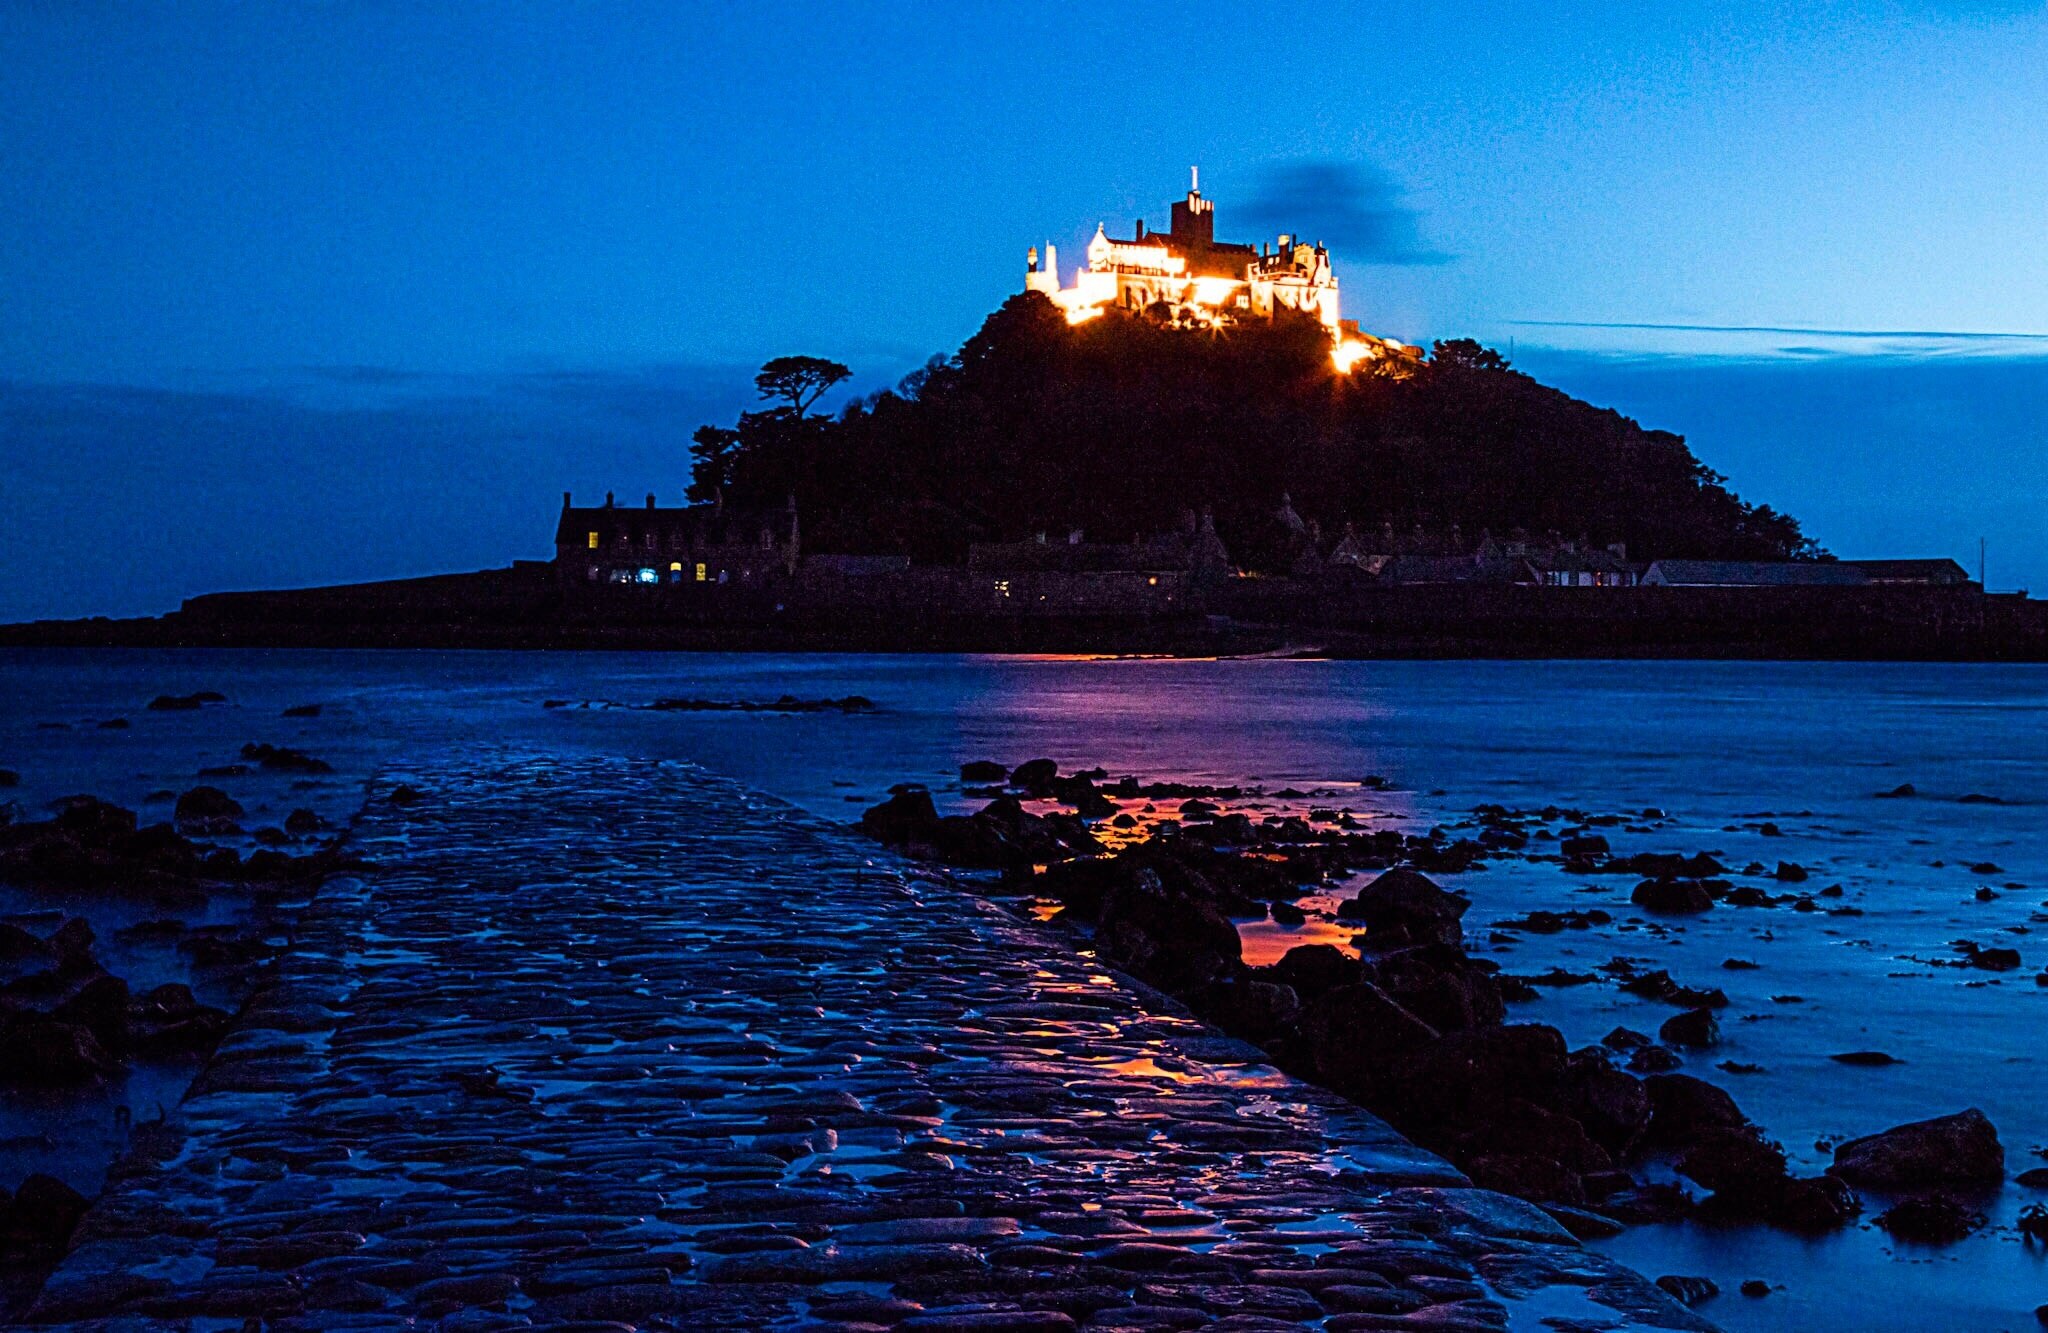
{"left": 687, "top": 425, "right": 740, "bottom": 502}
{"left": 754, "top": 355, "right": 851, "bottom": 416}
{"left": 1430, "top": 338, "right": 1511, "bottom": 373}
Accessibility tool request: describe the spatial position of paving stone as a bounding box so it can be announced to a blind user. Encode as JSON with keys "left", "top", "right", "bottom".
{"left": 19, "top": 751, "right": 1712, "bottom": 1331}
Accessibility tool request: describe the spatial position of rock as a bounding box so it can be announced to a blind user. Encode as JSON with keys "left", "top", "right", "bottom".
{"left": 1559, "top": 1054, "right": 1652, "bottom": 1154}
{"left": 239, "top": 742, "right": 334, "bottom": 773}
{"left": 1096, "top": 867, "right": 1242, "bottom": 993}
{"left": 1631, "top": 878, "right": 1714, "bottom": 914}
{"left": 1370, "top": 943, "right": 1504, "bottom": 1032}
{"left": 54, "top": 974, "right": 131, "bottom": 1048}
{"left": 1773, "top": 861, "right": 1808, "bottom": 882}
{"left": 1298, "top": 982, "right": 1441, "bottom": 1104}
{"left": 1269, "top": 899, "right": 1305, "bottom": 926}
{"left": 1741, "top": 1280, "right": 1772, "bottom": 1298}
{"left": 1829, "top": 1109, "right": 2003, "bottom": 1190}
{"left": 1385, "top": 1024, "right": 1569, "bottom": 1129}
{"left": 284, "top": 807, "right": 327, "bottom": 834}
{"left": 174, "top": 785, "right": 244, "bottom": 834}
{"left": 2020, "top": 1204, "right": 2048, "bottom": 1241}
{"left": 388, "top": 784, "right": 425, "bottom": 805}
{"left": 1560, "top": 834, "right": 1609, "bottom": 859}
{"left": 1010, "top": 757, "right": 1060, "bottom": 793}
{"left": 1195, "top": 975, "right": 1301, "bottom": 1041}
{"left": 1269, "top": 943, "right": 1361, "bottom": 998}
{"left": 959, "top": 759, "right": 1008, "bottom": 783}
{"left": 1658, "top": 1007, "right": 1720, "bottom": 1048}
{"left": 1654, "top": 1275, "right": 1719, "bottom": 1308}
{"left": 147, "top": 691, "right": 225, "bottom": 710}
{"left": 4, "top": 1172, "right": 88, "bottom": 1247}
{"left": 2018, "top": 1167, "right": 2048, "bottom": 1188}
{"left": 1643, "top": 1073, "right": 1750, "bottom": 1147}
{"left": 1627, "top": 1046, "right": 1682, "bottom": 1073}
{"left": 1876, "top": 1194, "right": 1985, "bottom": 1244}
{"left": 282, "top": 703, "right": 323, "bottom": 717}
{"left": 1336, "top": 867, "right": 1468, "bottom": 948}
{"left": 1971, "top": 946, "right": 2022, "bottom": 972}
{"left": 860, "top": 788, "right": 941, "bottom": 844}
{"left": 1677, "top": 1128, "right": 1788, "bottom": 1201}
{"left": 1829, "top": 1051, "right": 1901, "bottom": 1067}
{"left": 1876, "top": 783, "right": 1916, "bottom": 798}
{"left": 0, "top": 1013, "right": 116, "bottom": 1085}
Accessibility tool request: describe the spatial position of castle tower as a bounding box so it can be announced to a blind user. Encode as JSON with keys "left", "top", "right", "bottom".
{"left": 1168, "top": 165, "right": 1214, "bottom": 248}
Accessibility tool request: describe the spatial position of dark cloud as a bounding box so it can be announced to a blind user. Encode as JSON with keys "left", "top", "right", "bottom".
{"left": 1237, "top": 162, "right": 1452, "bottom": 267}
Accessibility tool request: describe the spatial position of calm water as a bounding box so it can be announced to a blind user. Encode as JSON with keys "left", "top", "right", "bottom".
{"left": 3, "top": 647, "right": 2047, "bottom": 1331}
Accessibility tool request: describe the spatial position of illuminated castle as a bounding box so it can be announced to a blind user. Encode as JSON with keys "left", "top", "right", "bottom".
{"left": 1024, "top": 170, "right": 1418, "bottom": 372}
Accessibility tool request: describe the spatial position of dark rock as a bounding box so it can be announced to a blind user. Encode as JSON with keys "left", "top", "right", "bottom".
{"left": 284, "top": 807, "right": 327, "bottom": 835}
{"left": 1773, "top": 862, "right": 1808, "bottom": 882}
{"left": 1627, "top": 1045, "right": 1682, "bottom": 1073}
{"left": 1658, "top": 1007, "right": 1720, "bottom": 1049}
{"left": 54, "top": 974, "right": 131, "bottom": 1048}
{"left": 174, "top": 785, "right": 244, "bottom": 834}
{"left": 1654, "top": 1275, "right": 1718, "bottom": 1308}
{"left": 0, "top": 1013, "right": 117, "bottom": 1084}
{"left": 1298, "top": 982, "right": 1441, "bottom": 1104}
{"left": 147, "top": 691, "right": 225, "bottom": 711}
{"left": 1269, "top": 943, "right": 1360, "bottom": 998}
{"left": 1971, "top": 946, "right": 2022, "bottom": 972}
{"left": 1370, "top": 943, "right": 1505, "bottom": 1033}
{"left": 861, "top": 788, "right": 941, "bottom": 844}
{"left": 1010, "top": 757, "right": 1060, "bottom": 793}
{"left": 1677, "top": 1129, "right": 1788, "bottom": 1201}
{"left": 1740, "top": 1280, "right": 1772, "bottom": 1298}
{"left": 1631, "top": 878, "right": 1714, "bottom": 914}
{"left": 1559, "top": 1053, "right": 1652, "bottom": 1154}
{"left": 1336, "top": 867, "right": 1468, "bottom": 948}
{"left": 239, "top": 742, "right": 334, "bottom": 773}
{"left": 960, "top": 760, "right": 1008, "bottom": 783}
{"left": 1097, "top": 867, "right": 1242, "bottom": 993}
{"left": 1876, "top": 783, "right": 1916, "bottom": 798}
{"left": 1643, "top": 1073, "right": 1750, "bottom": 1148}
{"left": 3, "top": 1172, "right": 88, "bottom": 1247}
{"left": 1269, "top": 899, "right": 1305, "bottom": 926}
{"left": 1560, "top": 834, "right": 1609, "bottom": 859}
{"left": 1830, "top": 1109, "right": 2003, "bottom": 1189}
{"left": 1876, "top": 1194, "right": 1985, "bottom": 1244}
{"left": 1829, "top": 1051, "right": 1901, "bottom": 1067}
{"left": 282, "top": 703, "right": 322, "bottom": 717}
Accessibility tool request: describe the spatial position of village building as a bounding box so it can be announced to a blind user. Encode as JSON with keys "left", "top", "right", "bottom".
{"left": 1842, "top": 558, "right": 1974, "bottom": 586}
{"left": 1641, "top": 560, "right": 1869, "bottom": 588}
{"left": 554, "top": 492, "right": 799, "bottom": 586}
{"left": 967, "top": 511, "right": 1233, "bottom": 586}
{"left": 1024, "top": 172, "right": 1418, "bottom": 372}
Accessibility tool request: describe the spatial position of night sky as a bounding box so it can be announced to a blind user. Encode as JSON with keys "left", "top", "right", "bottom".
{"left": 3, "top": 1, "right": 2044, "bottom": 620}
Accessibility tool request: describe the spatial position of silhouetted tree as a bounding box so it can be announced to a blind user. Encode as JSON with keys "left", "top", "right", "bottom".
{"left": 754, "top": 355, "right": 851, "bottom": 416}
{"left": 1429, "top": 338, "right": 1511, "bottom": 372}
{"left": 687, "top": 425, "right": 741, "bottom": 502}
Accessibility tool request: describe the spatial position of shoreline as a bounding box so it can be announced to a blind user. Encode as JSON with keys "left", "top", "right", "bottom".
{"left": 5, "top": 564, "right": 2046, "bottom": 662}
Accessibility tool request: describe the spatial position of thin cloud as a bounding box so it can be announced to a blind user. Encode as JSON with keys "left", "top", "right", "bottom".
{"left": 1238, "top": 162, "right": 1453, "bottom": 267}
{"left": 1511, "top": 320, "right": 2048, "bottom": 342}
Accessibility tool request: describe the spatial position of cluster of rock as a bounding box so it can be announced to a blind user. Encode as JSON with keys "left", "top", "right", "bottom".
{"left": 860, "top": 759, "right": 2017, "bottom": 1249}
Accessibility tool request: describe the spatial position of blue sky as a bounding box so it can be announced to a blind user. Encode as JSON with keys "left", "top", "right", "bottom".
{"left": 2, "top": 1, "right": 2045, "bottom": 618}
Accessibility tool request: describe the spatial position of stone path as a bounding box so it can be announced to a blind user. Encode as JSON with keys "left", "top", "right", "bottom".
{"left": 26, "top": 750, "right": 1713, "bottom": 1331}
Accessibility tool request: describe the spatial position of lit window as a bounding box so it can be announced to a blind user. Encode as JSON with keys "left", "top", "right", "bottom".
{"left": 1147, "top": 576, "right": 1158, "bottom": 586}
{"left": 994, "top": 579, "right": 1011, "bottom": 597}
{"left": 694, "top": 563, "right": 707, "bottom": 582}
{"left": 669, "top": 562, "right": 682, "bottom": 573}
{"left": 587, "top": 531, "right": 600, "bottom": 549}
{"left": 637, "top": 567, "right": 658, "bottom": 584}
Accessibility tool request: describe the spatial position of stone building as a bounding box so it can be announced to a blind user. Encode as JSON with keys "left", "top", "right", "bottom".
{"left": 554, "top": 492, "right": 799, "bottom": 586}
{"left": 1023, "top": 172, "right": 1418, "bottom": 372}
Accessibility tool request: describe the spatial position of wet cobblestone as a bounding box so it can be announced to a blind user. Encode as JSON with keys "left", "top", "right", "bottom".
{"left": 24, "top": 751, "right": 1714, "bottom": 1330}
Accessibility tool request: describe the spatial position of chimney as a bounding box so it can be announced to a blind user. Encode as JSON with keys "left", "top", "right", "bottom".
{"left": 646, "top": 493, "right": 656, "bottom": 509}
{"left": 604, "top": 491, "right": 615, "bottom": 508}
{"left": 562, "top": 491, "right": 571, "bottom": 508}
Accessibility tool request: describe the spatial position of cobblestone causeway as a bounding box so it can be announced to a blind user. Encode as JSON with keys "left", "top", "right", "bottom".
{"left": 24, "top": 750, "right": 1714, "bottom": 1331}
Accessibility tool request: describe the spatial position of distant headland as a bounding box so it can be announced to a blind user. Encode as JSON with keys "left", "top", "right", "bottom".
{"left": 5, "top": 180, "right": 2037, "bottom": 660}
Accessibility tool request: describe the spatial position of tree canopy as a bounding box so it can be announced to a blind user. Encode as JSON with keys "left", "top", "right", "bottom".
{"left": 754, "top": 355, "right": 851, "bottom": 417}
{"left": 696, "top": 295, "right": 1817, "bottom": 571}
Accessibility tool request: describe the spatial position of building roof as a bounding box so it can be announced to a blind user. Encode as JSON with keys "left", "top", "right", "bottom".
{"left": 554, "top": 496, "right": 793, "bottom": 550}
{"left": 1378, "top": 555, "right": 1539, "bottom": 586}
{"left": 1644, "top": 560, "right": 1867, "bottom": 587}
{"left": 1842, "top": 558, "right": 1972, "bottom": 583}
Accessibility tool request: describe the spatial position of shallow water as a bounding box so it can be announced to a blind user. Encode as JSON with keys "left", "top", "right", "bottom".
{"left": 3, "top": 647, "right": 2047, "bottom": 1329}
